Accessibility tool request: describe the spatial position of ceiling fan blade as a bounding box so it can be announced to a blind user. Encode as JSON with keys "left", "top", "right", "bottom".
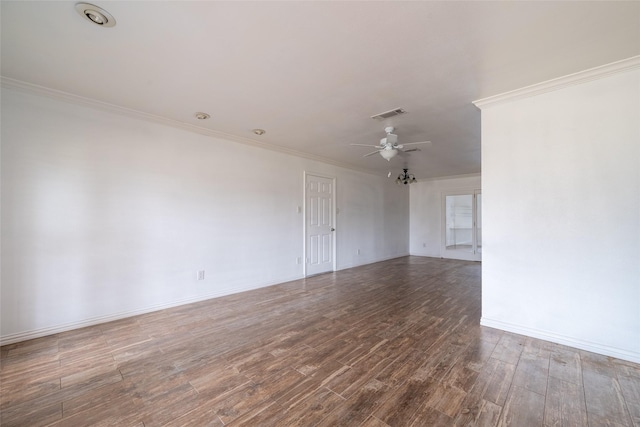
{"left": 402, "top": 141, "right": 432, "bottom": 146}
{"left": 351, "top": 143, "right": 383, "bottom": 148}
{"left": 403, "top": 148, "right": 421, "bottom": 153}
{"left": 363, "top": 150, "right": 382, "bottom": 157}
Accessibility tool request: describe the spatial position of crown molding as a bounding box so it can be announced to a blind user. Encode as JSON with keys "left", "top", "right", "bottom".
{"left": 417, "top": 172, "right": 481, "bottom": 183}
{"left": 0, "top": 76, "right": 379, "bottom": 176}
{"left": 473, "top": 55, "right": 640, "bottom": 109}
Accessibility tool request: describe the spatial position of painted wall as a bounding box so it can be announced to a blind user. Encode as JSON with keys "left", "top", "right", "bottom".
{"left": 0, "top": 86, "right": 409, "bottom": 343}
{"left": 409, "top": 174, "right": 481, "bottom": 257}
{"left": 479, "top": 67, "right": 640, "bottom": 362}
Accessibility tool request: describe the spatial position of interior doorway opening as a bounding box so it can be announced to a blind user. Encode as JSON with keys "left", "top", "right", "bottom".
{"left": 442, "top": 190, "right": 481, "bottom": 261}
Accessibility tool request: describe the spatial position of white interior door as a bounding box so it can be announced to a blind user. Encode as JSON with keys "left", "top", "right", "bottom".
{"left": 442, "top": 190, "right": 482, "bottom": 261}
{"left": 305, "top": 173, "right": 335, "bottom": 276}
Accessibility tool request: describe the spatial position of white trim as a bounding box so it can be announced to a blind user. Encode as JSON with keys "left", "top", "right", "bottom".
{"left": 473, "top": 55, "right": 640, "bottom": 109}
{"left": 337, "top": 253, "right": 410, "bottom": 271}
{"left": 417, "top": 172, "right": 481, "bottom": 183}
{"left": 481, "top": 317, "right": 640, "bottom": 364}
{"left": 0, "top": 76, "right": 378, "bottom": 176}
{"left": 0, "top": 274, "right": 304, "bottom": 346}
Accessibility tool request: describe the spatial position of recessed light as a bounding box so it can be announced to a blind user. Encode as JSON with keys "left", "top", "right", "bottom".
{"left": 252, "top": 129, "right": 266, "bottom": 136}
{"left": 75, "top": 3, "right": 116, "bottom": 27}
{"left": 194, "top": 112, "right": 210, "bottom": 120}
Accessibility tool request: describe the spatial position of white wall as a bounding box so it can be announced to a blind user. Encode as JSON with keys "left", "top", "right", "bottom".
{"left": 409, "top": 174, "right": 481, "bottom": 257}
{"left": 479, "top": 65, "right": 640, "bottom": 363}
{"left": 0, "top": 86, "right": 409, "bottom": 343}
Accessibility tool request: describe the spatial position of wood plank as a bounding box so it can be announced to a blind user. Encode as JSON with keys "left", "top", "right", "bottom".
{"left": 373, "top": 376, "right": 440, "bottom": 426}
{"left": 61, "top": 380, "right": 139, "bottom": 418}
{"left": 484, "top": 359, "right": 517, "bottom": 406}
{"left": 4, "top": 335, "right": 59, "bottom": 358}
{"left": 60, "top": 365, "right": 122, "bottom": 389}
{"left": 463, "top": 335, "right": 499, "bottom": 372}
{"left": 476, "top": 399, "right": 503, "bottom": 427}
{"left": 580, "top": 350, "right": 619, "bottom": 377}
{"left": 549, "top": 347, "right": 583, "bottom": 386}
{"left": 0, "top": 377, "right": 61, "bottom": 409}
{"left": 454, "top": 398, "right": 502, "bottom": 427}
{"left": 360, "top": 415, "right": 391, "bottom": 427}
{"left": 583, "top": 370, "right": 632, "bottom": 426}
{"left": 49, "top": 399, "right": 144, "bottom": 427}
{"left": 0, "top": 257, "right": 638, "bottom": 427}
{"left": 427, "top": 381, "right": 468, "bottom": 417}
{"left": 498, "top": 385, "right": 545, "bottom": 426}
{"left": 617, "top": 374, "right": 640, "bottom": 426}
{"left": 321, "top": 355, "right": 393, "bottom": 399}
{"left": 409, "top": 405, "right": 455, "bottom": 426}
{"left": 272, "top": 387, "right": 344, "bottom": 426}
{"left": 544, "top": 375, "right": 588, "bottom": 427}
{"left": 0, "top": 402, "right": 62, "bottom": 427}
{"left": 512, "top": 345, "right": 550, "bottom": 395}
{"left": 491, "top": 333, "right": 526, "bottom": 365}
{"left": 316, "top": 379, "right": 391, "bottom": 427}
{"left": 455, "top": 357, "right": 513, "bottom": 426}
{"left": 223, "top": 401, "right": 285, "bottom": 426}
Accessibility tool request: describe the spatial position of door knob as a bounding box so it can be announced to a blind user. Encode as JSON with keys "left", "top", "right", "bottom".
{"left": 331, "top": 228, "right": 335, "bottom": 231}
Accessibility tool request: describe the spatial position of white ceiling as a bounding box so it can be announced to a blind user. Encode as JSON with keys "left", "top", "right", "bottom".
{"left": 2, "top": 1, "right": 639, "bottom": 178}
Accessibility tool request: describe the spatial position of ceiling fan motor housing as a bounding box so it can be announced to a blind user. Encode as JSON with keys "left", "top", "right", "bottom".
{"left": 381, "top": 133, "right": 398, "bottom": 146}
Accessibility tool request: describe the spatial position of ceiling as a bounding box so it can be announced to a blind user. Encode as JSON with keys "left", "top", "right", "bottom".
{"left": 2, "top": 1, "right": 639, "bottom": 179}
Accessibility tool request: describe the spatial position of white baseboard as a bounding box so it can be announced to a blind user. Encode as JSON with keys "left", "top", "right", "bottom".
{"left": 336, "top": 253, "right": 410, "bottom": 271}
{"left": 3, "top": 254, "right": 413, "bottom": 345}
{"left": 409, "top": 250, "right": 441, "bottom": 258}
{"left": 481, "top": 317, "right": 640, "bottom": 364}
{"left": 1, "top": 254, "right": 409, "bottom": 346}
{"left": 0, "top": 274, "right": 304, "bottom": 346}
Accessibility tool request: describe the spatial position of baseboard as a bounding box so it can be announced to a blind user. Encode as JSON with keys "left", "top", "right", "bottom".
{"left": 481, "top": 317, "right": 640, "bottom": 364}
{"left": 408, "top": 250, "right": 441, "bottom": 258}
{"left": 336, "top": 253, "right": 410, "bottom": 271}
{"left": 2, "top": 254, "right": 412, "bottom": 345}
{"left": 0, "top": 274, "right": 304, "bottom": 346}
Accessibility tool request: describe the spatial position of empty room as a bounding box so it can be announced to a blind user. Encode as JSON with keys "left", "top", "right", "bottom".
{"left": 1, "top": 1, "right": 639, "bottom": 426}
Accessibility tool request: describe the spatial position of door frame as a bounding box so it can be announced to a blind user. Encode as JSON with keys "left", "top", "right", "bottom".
{"left": 440, "top": 189, "right": 482, "bottom": 261}
{"left": 303, "top": 171, "right": 337, "bottom": 277}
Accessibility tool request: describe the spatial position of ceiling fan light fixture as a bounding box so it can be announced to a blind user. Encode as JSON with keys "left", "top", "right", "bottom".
{"left": 380, "top": 149, "right": 398, "bottom": 161}
{"left": 75, "top": 3, "right": 116, "bottom": 27}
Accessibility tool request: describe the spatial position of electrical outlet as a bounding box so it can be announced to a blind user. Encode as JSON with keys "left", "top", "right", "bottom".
{"left": 357, "top": 249, "right": 361, "bottom": 255}
{"left": 423, "top": 243, "right": 426, "bottom": 248}
{"left": 296, "top": 257, "right": 302, "bottom": 264}
{"left": 197, "top": 270, "right": 205, "bottom": 280}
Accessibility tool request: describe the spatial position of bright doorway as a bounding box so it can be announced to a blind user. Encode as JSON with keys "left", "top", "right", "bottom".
{"left": 441, "top": 190, "right": 481, "bottom": 261}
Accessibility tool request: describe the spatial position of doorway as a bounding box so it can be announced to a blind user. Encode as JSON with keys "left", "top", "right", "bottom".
{"left": 304, "top": 173, "right": 336, "bottom": 276}
{"left": 441, "top": 190, "right": 481, "bottom": 261}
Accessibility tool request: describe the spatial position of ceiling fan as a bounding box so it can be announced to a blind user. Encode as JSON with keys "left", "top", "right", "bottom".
{"left": 351, "top": 126, "right": 431, "bottom": 161}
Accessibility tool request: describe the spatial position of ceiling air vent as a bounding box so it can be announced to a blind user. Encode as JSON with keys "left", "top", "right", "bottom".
{"left": 371, "top": 108, "right": 406, "bottom": 120}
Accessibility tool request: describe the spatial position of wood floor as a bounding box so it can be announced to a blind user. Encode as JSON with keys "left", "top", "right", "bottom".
{"left": 1, "top": 256, "right": 639, "bottom": 426}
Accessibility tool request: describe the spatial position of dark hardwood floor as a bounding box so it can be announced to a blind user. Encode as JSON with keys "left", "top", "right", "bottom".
{"left": 1, "top": 257, "right": 638, "bottom": 426}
